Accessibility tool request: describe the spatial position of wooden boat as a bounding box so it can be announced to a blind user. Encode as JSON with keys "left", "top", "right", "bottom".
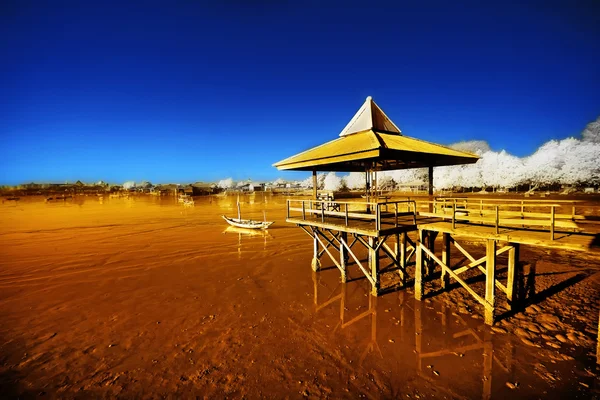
{"left": 222, "top": 215, "right": 273, "bottom": 229}
{"left": 222, "top": 198, "right": 274, "bottom": 229}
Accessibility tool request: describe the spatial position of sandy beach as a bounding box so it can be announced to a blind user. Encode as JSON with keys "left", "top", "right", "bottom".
{"left": 0, "top": 194, "right": 598, "bottom": 399}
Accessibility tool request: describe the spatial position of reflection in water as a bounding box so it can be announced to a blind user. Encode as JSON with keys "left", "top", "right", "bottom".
{"left": 310, "top": 271, "right": 522, "bottom": 399}
{"left": 223, "top": 226, "right": 273, "bottom": 258}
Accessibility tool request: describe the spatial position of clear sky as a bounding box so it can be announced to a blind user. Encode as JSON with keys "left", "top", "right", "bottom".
{"left": 1, "top": 0, "right": 599, "bottom": 185}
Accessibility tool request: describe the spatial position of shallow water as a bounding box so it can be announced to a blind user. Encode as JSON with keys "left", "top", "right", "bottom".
{"left": 0, "top": 194, "right": 598, "bottom": 398}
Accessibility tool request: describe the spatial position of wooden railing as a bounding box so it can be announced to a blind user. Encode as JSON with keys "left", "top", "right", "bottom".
{"left": 418, "top": 198, "right": 583, "bottom": 240}
{"left": 287, "top": 199, "right": 417, "bottom": 231}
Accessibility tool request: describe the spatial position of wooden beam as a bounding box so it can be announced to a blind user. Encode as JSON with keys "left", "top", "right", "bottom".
{"left": 485, "top": 239, "right": 496, "bottom": 325}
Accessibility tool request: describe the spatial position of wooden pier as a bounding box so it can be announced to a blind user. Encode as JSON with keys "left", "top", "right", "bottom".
{"left": 286, "top": 197, "right": 599, "bottom": 326}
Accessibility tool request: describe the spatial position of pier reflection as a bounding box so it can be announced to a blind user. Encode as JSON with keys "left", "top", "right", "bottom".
{"left": 310, "top": 272, "right": 519, "bottom": 399}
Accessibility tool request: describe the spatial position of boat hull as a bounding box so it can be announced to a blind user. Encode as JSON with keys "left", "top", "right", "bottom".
{"left": 222, "top": 215, "right": 274, "bottom": 230}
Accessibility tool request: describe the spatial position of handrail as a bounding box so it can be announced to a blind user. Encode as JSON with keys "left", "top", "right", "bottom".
{"left": 286, "top": 199, "right": 417, "bottom": 230}
{"left": 435, "top": 201, "right": 571, "bottom": 240}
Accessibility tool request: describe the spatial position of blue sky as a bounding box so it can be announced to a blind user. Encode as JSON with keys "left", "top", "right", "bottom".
{"left": 1, "top": 1, "right": 599, "bottom": 185}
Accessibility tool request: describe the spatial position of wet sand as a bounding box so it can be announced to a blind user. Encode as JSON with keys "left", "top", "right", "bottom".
{"left": 0, "top": 194, "right": 598, "bottom": 398}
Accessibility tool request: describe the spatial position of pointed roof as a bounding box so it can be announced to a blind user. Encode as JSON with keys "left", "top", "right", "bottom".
{"left": 339, "top": 96, "right": 401, "bottom": 137}
{"left": 273, "top": 96, "right": 479, "bottom": 172}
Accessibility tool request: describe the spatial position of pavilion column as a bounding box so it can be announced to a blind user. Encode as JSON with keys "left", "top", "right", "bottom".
{"left": 428, "top": 165, "right": 434, "bottom": 213}
{"left": 312, "top": 170, "right": 317, "bottom": 200}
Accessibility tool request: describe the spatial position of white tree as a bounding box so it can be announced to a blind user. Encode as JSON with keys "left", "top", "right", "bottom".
{"left": 123, "top": 181, "right": 136, "bottom": 190}
{"left": 323, "top": 172, "right": 343, "bottom": 191}
{"left": 345, "top": 172, "right": 366, "bottom": 189}
{"left": 582, "top": 116, "right": 600, "bottom": 143}
{"left": 299, "top": 173, "right": 326, "bottom": 189}
{"left": 217, "top": 178, "right": 234, "bottom": 189}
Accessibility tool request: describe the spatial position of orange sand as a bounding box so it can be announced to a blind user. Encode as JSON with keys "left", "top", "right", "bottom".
{"left": 0, "top": 194, "right": 598, "bottom": 398}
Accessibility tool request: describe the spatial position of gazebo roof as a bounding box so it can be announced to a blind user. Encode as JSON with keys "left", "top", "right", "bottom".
{"left": 273, "top": 97, "right": 479, "bottom": 172}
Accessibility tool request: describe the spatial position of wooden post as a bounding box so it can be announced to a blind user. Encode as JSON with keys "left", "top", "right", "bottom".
{"left": 311, "top": 229, "right": 321, "bottom": 272}
{"left": 369, "top": 237, "right": 379, "bottom": 296}
{"left": 340, "top": 232, "right": 347, "bottom": 283}
{"left": 399, "top": 232, "right": 406, "bottom": 285}
{"left": 507, "top": 243, "right": 519, "bottom": 309}
{"left": 428, "top": 166, "right": 434, "bottom": 213}
{"left": 485, "top": 239, "right": 496, "bottom": 325}
{"left": 415, "top": 229, "right": 425, "bottom": 301}
{"left": 441, "top": 233, "right": 450, "bottom": 289}
{"left": 312, "top": 170, "right": 317, "bottom": 200}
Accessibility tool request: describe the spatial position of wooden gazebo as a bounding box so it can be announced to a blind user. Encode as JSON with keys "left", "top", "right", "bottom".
{"left": 273, "top": 96, "right": 479, "bottom": 201}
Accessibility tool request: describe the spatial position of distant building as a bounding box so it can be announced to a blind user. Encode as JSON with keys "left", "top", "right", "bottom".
{"left": 191, "top": 182, "right": 217, "bottom": 195}
{"left": 239, "top": 182, "right": 265, "bottom": 192}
